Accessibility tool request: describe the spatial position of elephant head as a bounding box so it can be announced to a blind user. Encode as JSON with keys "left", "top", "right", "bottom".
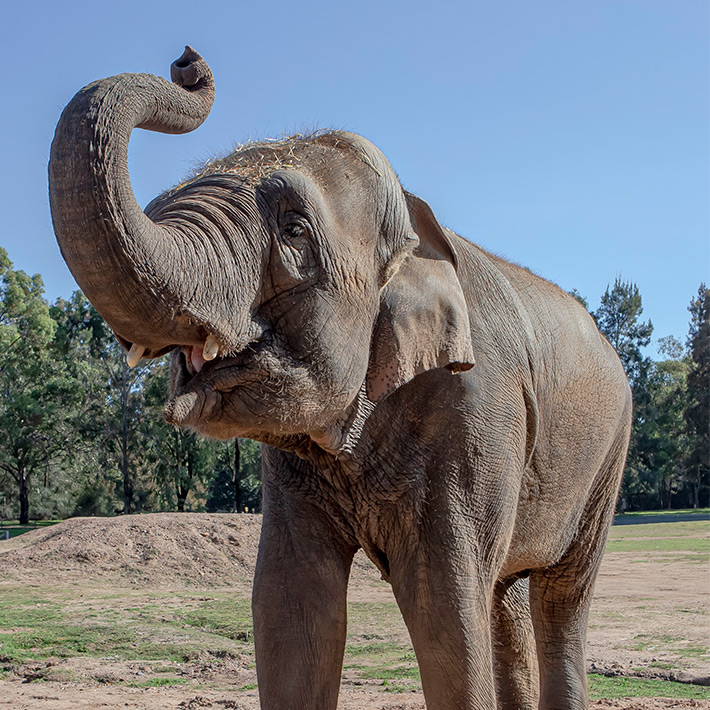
{"left": 49, "top": 49, "right": 474, "bottom": 453}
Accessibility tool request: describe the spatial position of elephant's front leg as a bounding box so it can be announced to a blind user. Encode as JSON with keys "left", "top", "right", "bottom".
{"left": 252, "top": 483, "right": 356, "bottom": 710}
{"left": 389, "top": 536, "right": 499, "bottom": 709}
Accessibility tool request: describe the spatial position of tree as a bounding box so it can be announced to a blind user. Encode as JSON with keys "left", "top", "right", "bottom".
{"left": 206, "top": 438, "right": 262, "bottom": 513}
{"left": 106, "top": 344, "right": 157, "bottom": 513}
{"left": 685, "top": 284, "right": 710, "bottom": 508}
{"left": 0, "top": 249, "right": 80, "bottom": 523}
{"left": 636, "top": 353, "right": 690, "bottom": 508}
{"left": 53, "top": 292, "right": 157, "bottom": 514}
{"left": 594, "top": 277, "right": 653, "bottom": 388}
{"left": 49, "top": 293, "right": 123, "bottom": 516}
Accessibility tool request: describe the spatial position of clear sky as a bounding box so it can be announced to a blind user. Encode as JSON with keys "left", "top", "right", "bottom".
{"left": 3, "top": 1, "right": 708, "bottom": 357}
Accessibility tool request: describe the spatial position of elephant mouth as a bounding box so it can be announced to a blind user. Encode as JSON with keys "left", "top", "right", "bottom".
{"left": 162, "top": 332, "right": 274, "bottom": 430}
{"left": 175, "top": 337, "right": 271, "bottom": 391}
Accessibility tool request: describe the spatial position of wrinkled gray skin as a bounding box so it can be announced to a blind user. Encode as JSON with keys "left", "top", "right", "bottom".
{"left": 49, "top": 49, "right": 631, "bottom": 710}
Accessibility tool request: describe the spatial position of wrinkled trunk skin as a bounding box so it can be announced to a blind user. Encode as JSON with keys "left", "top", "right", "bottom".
{"left": 48, "top": 48, "right": 215, "bottom": 355}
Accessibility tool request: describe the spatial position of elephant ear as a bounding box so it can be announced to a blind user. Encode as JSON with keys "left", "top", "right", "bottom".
{"left": 366, "top": 193, "right": 475, "bottom": 402}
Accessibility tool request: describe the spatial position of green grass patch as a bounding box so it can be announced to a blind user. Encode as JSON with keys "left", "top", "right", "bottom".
{"left": 368, "top": 666, "right": 419, "bottom": 680}
{"left": 0, "top": 621, "right": 204, "bottom": 664}
{"left": 0, "top": 588, "right": 246, "bottom": 664}
{"left": 608, "top": 520, "right": 710, "bottom": 540}
{"left": 346, "top": 601, "right": 408, "bottom": 641}
{"left": 180, "top": 598, "right": 253, "bottom": 642}
{"left": 673, "top": 643, "right": 709, "bottom": 659}
{"left": 606, "top": 518, "right": 710, "bottom": 565}
{"left": 383, "top": 680, "right": 415, "bottom": 693}
{"left": 345, "top": 641, "right": 412, "bottom": 659}
{"left": 588, "top": 673, "right": 710, "bottom": 699}
{"left": 605, "top": 537, "right": 709, "bottom": 553}
{"left": 629, "top": 633, "right": 677, "bottom": 652}
{"left": 616, "top": 508, "right": 710, "bottom": 518}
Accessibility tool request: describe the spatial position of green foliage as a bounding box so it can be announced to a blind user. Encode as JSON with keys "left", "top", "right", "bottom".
{"left": 0, "top": 249, "right": 85, "bottom": 523}
{"left": 0, "top": 259, "right": 263, "bottom": 520}
{"left": 624, "top": 354, "right": 691, "bottom": 509}
{"left": 591, "top": 278, "right": 708, "bottom": 510}
{"left": 142, "top": 360, "right": 215, "bottom": 512}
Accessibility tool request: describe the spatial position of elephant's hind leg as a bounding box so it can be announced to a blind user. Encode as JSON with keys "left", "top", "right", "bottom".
{"left": 492, "top": 576, "right": 538, "bottom": 710}
{"left": 529, "top": 435, "right": 627, "bottom": 710}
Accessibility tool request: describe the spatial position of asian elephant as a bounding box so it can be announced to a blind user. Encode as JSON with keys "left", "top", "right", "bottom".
{"left": 49, "top": 48, "right": 632, "bottom": 710}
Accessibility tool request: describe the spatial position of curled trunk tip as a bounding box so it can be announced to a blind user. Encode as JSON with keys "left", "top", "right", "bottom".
{"left": 171, "top": 46, "right": 211, "bottom": 89}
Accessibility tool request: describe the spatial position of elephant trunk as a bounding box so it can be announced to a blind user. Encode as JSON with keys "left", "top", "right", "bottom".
{"left": 49, "top": 47, "right": 217, "bottom": 358}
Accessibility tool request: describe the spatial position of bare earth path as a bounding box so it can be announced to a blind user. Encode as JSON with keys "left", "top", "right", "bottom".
{"left": 0, "top": 513, "right": 707, "bottom": 709}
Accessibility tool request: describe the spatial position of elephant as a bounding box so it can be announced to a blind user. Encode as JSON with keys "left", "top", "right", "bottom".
{"left": 49, "top": 48, "right": 632, "bottom": 710}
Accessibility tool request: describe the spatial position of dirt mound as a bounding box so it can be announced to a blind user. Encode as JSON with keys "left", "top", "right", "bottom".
{"left": 0, "top": 513, "right": 382, "bottom": 589}
{"left": 0, "top": 513, "right": 263, "bottom": 588}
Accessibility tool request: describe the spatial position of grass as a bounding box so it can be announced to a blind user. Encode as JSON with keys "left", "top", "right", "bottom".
{"left": 2, "top": 585, "right": 709, "bottom": 701}
{"left": 608, "top": 520, "right": 709, "bottom": 539}
{"left": 588, "top": 674, "right": 710, "bottom": 700}
{"left": 605, "top": 537, "right": 709, "bottom": 553}
{"left": 605, "top": 518, "right": 710, "bottom": 565}
{"left": 181, "top": 598, "right": 253, "bottom": 641}
{"left": 616, "top": 508, "right": 710, "bottom": 518}
{"left": 0, "top": 589, "right": 251, "bottom": 664}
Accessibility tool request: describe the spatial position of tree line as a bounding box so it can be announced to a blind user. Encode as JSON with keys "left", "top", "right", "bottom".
{"left": 0, "top": 248, "right": 261, "bottom": 524}
{"left": 0, "top": 247, "right": 707, "bottom": 521}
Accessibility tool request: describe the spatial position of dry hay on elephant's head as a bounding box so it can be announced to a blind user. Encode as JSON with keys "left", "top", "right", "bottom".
{"left": 167, "top": 129, "right": 387, "bottom": 192}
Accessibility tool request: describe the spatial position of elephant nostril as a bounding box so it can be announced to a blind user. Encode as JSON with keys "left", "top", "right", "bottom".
{"left": 170, "top": 46, "right": 204, "bottom": 88}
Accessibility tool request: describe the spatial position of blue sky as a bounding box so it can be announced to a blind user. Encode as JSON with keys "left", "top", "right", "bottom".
{"left": 3, "top": 1, "right": 708, "bottom": 357}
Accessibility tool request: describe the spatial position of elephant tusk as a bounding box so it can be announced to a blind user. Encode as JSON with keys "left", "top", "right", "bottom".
{"left": 126, "top": 343, "right": 146, "bottom": 368}
{"left": 203, "top": 334, "right": 220, "bottom": 361}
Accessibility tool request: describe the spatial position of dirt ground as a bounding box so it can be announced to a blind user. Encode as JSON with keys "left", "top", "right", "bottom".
{"left": 0, "top": 513, "right": 707, "bottom": 709}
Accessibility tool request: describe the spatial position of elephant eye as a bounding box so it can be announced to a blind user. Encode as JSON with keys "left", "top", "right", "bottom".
{"left": 281, "top": 213, "right": 312, "bottom": 246}
{"left": 281, "top": 222, "right": 308, "bottom": 243}
{"left": 272, "top": 213, "right": 318, "bottom": 284}
{"left": 284, "top": 223, "right": 305, "bottom": 240}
